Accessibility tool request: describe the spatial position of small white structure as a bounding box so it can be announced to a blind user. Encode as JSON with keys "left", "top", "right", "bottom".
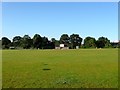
{"left": 76, "top": 46, "right": 79, "bottom": 49}
{"left": 60, "top": 44, "right": 64, "bottom": 48}
{"left": 60, "top": 44, "right": 69, "bottom": 49}
{"left": 9, "top": 47, "right": 15, "bottom": 49}
{"left": 55, "top": 44, "right": 69, "bottom": 49}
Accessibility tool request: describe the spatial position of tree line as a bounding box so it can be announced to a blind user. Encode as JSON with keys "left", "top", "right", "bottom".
{"left": 0, "top": 33, "right": 119, "bottom": 49}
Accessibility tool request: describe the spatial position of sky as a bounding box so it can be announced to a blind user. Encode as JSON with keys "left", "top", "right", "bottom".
{"left": 2, "top": 2, "right": 118, "bottom": 42}
{"left": 2, "top": 0, "right": 120, "bottom": 2}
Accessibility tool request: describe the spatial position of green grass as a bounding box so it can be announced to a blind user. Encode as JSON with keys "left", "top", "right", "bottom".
{"left": 2, "top": 49, "right": 118, "bottom": 88}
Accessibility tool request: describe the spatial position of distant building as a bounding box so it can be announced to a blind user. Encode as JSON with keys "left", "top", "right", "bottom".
{"left": 55, "top": 44, "right": 69, "bottom": 49}
{"left": 9, "top": 47, "right": 15, "bottom": 49}
{"left": 76, "top": 46, "right": 79, "bottom": 49}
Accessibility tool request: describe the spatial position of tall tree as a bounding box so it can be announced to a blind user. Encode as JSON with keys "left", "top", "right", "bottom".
{"left": 70, "top": 34, "right": 82, "bottom": 49}
{"left": 46, "top": 41, "right": 55, "bottom": 49}
{"left": 0, "top": 40, "right": 1, "bottom": 49}
{"left": 51, "top": 38, "right": 56, "bottom": 43}
{"left": 33, "top": 34, "right": 42, "bottom": 49}
{"left": 12, "top": 36, "right": 22, "bottom": 47}
{"left": 60, "top": 34, "right": 70, "bottom": 47}
{"left": 21, "top": 35, "right": 32, "bottom": 49}
{"left": 51, "top": 38, "right": 60, "bottom": 47}
{"left": 96, "top": 37, "right": 111, "bottom": 48}
{"left": 41, "top": 36, "right": 49, "bottom": 49}
{"left": 84, "top": 37, "right": 96, "bottom": 48}
{"left": 119, "top": 40, "right": 120, "bottom": 48}
{"left": 2, "top": 37, "right": 11, "bottom": 49}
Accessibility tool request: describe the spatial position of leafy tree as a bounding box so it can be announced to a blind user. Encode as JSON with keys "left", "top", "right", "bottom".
{"left": 0, "top": 40, "right": 2, "bottom": 49}
{"left": 55, "top": 40, "right": 60, "bottom": 47}
{"left": 21, "top": 35, "right": 32, "bottom": 49}
{"left": 51, "top": 38, "right": 56, "bottom": 43}
{"left": 51, "top": 38, "right": 59, "bottom": 47}
{"left": 41, "top": 37, "right": 55, "bottom": 49}
{"left": 41, "top": 36, "right": 49, "bottom": 49}
{"left": 111, "top": 42, "right": 118, "bottom": 48}
{"left": 12, "top": 36, "right": 22, "bottom": 47}
{"left": 60, "top": 34, "right": 70, "bottom": 47}
{"left": 1, "top": 34, "right": 114, "bottom": 49}
{"left": 70, "top": 34, "right": 82, "bottom": 49}
{"left": 2, "top": 37, "right": 11, "bottom": 49}
{"left": 96, "top": 37, "right": 111, "bottom": 48}
{"left": 118, "top": 40, "right": 120, "bottom": 48}
{"left": 84, "top": 37, "right": 96, "bottom": 48}
{"left": 33, "top": 34, "right": 42, "bottom": 49}
{"left": 46, "top": 41, "right": 55, "bottom": 49}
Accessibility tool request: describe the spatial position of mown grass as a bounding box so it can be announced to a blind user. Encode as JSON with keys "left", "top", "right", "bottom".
{"left": 2, "top": 49, "right": 118, "bottom": 88}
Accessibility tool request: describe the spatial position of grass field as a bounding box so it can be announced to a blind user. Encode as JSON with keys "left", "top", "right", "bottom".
{"left": 2, "top": 49, "right": 118, "bottom": 88}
